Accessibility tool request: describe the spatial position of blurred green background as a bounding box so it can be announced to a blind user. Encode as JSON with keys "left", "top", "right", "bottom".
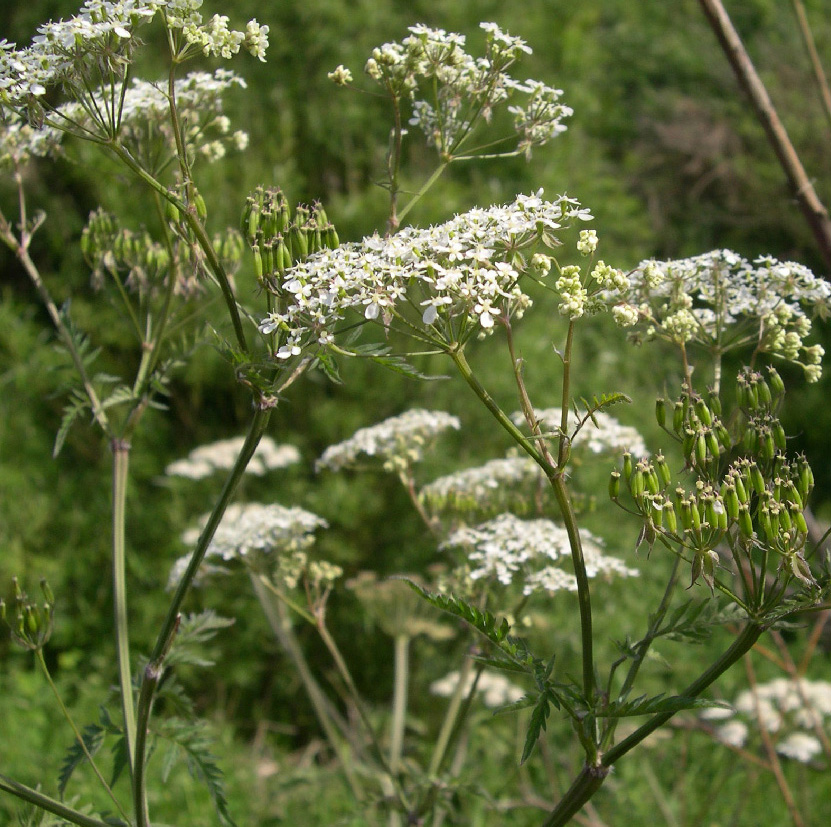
{"left": 2, "top": 1, "right": 830, "bottom": 824}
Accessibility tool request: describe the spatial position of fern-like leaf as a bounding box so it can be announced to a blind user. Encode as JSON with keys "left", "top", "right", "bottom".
{"left": 57, "top": 723, "right": 105, "bottom": 797}
{"left": 165, "top": 610, "right": 235, "bottom": 669}
{"left": 53, "top": 389, "right": 91, "bottom": 457}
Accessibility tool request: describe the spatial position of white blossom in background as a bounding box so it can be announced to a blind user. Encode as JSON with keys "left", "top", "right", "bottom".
{"left": 442, "top": 512, "right": 637, "bottom": 595}
{"left": 0, "top": 110, "right": 63, "bottom": 166}
{"left": 776, "top": 732, "right": 823, "bottom": 763}
{"left": 699, "top": 677, "right": 831, "bottom": 764}
{"left": 617, "top": 250, "right": 831, "bottom": 381}
{"left": 260, "top": 191, "right": 601, "bottom": 361}
{"left": 420, "top": 455, "right": 545, "bottom": 516}
{"left": 168, "top": 502, "right": 327, "bottom": 589}
{"left": 430, "top": 668, "right": 525, "bottom": 708}
{"left": 317, "top": 409, "right": 461, "bottom": 473}
{"left": 165, "top": 436, "right": 301, "bottom": 479}
{"left": 349, "top": 23, "right": 570, "bottom": 160}
{"left": 512, "top": 407, "right": 648, "bottom": 458}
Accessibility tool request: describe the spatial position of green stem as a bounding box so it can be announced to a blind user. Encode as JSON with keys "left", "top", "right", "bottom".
{"left": 0, "top": 774, "right": 112, "bottom": 827}
{"left": 389, "top": 635, "right": 410, "bottom": 776}
{"left": 107, "top": 142, "right": 248, "bottom": 353}
{"left": 131, "top": 407, "right": 271, "bottom": 819}
{"left": 449, "top": 346, "right": 595, "bottom": 699}
{"left": 396, "top": 162, "right": 450, "bottom": 228}
{"left": 249, "top": 573, "right": 365, "bottom": 800}
{"left": 111, "top": 439, "right": 136, "bottom": 780}
{"left": 541, "top": 622, "right": 765, "bottom": 826}
{"left": 35, "top": 651, "right": 129, "bottom": 821}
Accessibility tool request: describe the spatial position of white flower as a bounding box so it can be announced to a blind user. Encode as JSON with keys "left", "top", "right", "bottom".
{"left": 168, "top": 502, "right": 328, "bottom": 589}
{"left": 166, "top": 436, "right": 301, "bottom": 479}
{"left": 776, "top": 732, "right": 822, "bottom": 763}
{"left": 328, "top": 64, "right": 353, "bottom": 85}
{"left": 430, "top": 668, "right": 525, "bottom": 708}
{"left": 317, "top": 409, "right": 461, "bottom": 472}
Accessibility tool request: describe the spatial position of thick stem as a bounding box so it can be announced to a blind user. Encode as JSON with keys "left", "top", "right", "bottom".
{"left": 111, "top": 439, "right": 136, "bottom": 779}
{"left": 697, "top": 0, "right": 831, "bottom": 270}
{"left": 0, "top": 774, "right": 112, "bottom": 827}
{"left": 542, "top": 622, "right": 765, "bottom": 826}
{"left": 131, "top": 408, "right": 271, "bottom": 819}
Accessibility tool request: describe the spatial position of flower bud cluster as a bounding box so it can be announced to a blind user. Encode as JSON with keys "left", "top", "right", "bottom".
{"left": 342, "top": 23, "right": 570, "bottom": 159}
{"left": 614, "top": 250, "right": 830, "bottom": 381}
{"left": 242, "top": 187, "right": 340, "bottom": 298}
{"left": 1, "top": 577, "right": 54, "bottom": 651}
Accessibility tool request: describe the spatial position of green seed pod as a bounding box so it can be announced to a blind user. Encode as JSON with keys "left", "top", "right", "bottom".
{"left": 325, "top": 224, "right": 340, "bottom": 250}
{"left": 655, "top": 398, "right": 667, "bottom": 428}
{"left": 275, "top": 237, "right": 290, "bottom": 275}
{"left": 759, "top": 506, "right": 774, "bottom": 541}
{"left": 798, "top": 457, "right": 814, "bottom": 501}
{"left": 609, "top": 469, "right": 621, "bottom": 500}
{"left": 742, "top": 426, "right": 758, "bottom": 454}
{"left": 252, "top": 244, "right": 263, "bottom": 280}
{"left": 664, "top": 501, "right": 678, "bottom": 534}
{"left": 673, "top": 401, "right": 685, "bottom": 435}
{"left": 247, "top": 204, "right": 260, "bottom": 242}
{"left": 622, "top": 451, "right": 633, "bottom": 482}
{"left": 773, "top": 422, "right": 787, "bottom": 452}
{"left": 756, "top": 377, "right": 772, "bottom": 407}
{"left": 682, "top": 429, "right": 696, "bottom": 461}
{"left": 784, "top": 481, "right": 803, "bottom": 510}
{"left": 706, "top": 431, "right": 721, "bottom": 459}
{"left": 680, "top": 499, "right": 693, "bottom": 532}
{"left": 695, "top": 398, "right": 713, "bottom": 426}
{"left": 715, "top": 421, "right": 731, "bottom": 451}
{"left": 723, "top": 484, "right": 740, "bottom": 522}
{"left": 717, "top": 500, "right": 728, "bottom": 531}
{"left": 762, "top": 431, "right": 776, "bottom": 462}
{"left": 630, "top": 468, "right": 645, "bottom": 500}
{"left": 690, "top": 500, "right": 702, "bottom": 532}
{"left": 779, "top": 505, "right": 792, "bottom": 533}
{"left": 40, "top": 579, "right": 54, "bottom": 605}
{"left": 166, "top": 197, "right": 180, "bottom": 225}
{"left": 749, "top": 462, "right": 766, "bottom": 498}
{"left": 738, "top": 504, "right": 753, "bottom": 539}
{"left": 646, "top": 468, "right": 661, "bottom": 496}
{"left": 193, "top": 191, "right": 207, "bottom": 221}
{"left": 734, "top": 474, "right": 748, "bottom": 505}
{"left": 695, "top": 433, "right": 708, "bottom": 466}
{"left": 793, "top": 504, "right": 809, "bottom": 536}
{"left": 262, "top": 240, "right": 274, "bottom": 276}
{"left": 767, "top": 366, "right": 785, "bottom": 400}
{"left": 651, "top": 497, "right": 664, "bottom": 527}
{"left": 655, "top": 453, "right": 672, "bottom": 488}
{"left": 707, "top": 388, "right": 722, "bottom": 417}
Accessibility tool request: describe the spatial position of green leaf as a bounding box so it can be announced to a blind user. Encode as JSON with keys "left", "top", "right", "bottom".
{"left": 656, "top": 599, "right": 744, "bottom": 643}
{"left": 521, "top": 691, "right": 552, "bottom": 764}
{"left": 53, "top": 390, "right": 91, "bottom": 457}
{"left": 597, "top": 693, "right": 732, "bottom": 719}
{"left": 314, "top": 350, "right": 342, "bottom": 384}
{"left": 58, "top": 723, "right": 105, "bottom": 797}
{"left": 157, "top": 718, "right": 237, "bottom": 827}
{"left": 352, "top": 344, "right": 447, "bottom": 381}
{"left": 164, "top": 611, "right": 235, "bottom": 669}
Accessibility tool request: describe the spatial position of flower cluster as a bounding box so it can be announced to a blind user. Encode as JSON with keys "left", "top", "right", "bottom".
{"left": 441, "top": 512, "right": 637, "bottom": 596}
{"left": 1, "top": 2, "right": 266, "bottom": 125}
{"left": 166, "top": 436, "right": 301, "bottom": 480}
{"left": 339, "top": 23, "right": 570, "bottom": 160}
{"left": 702, "top": 677, "right": 831, "bottom": 764}
{"left": 430, "top": 668, "right": 525, "bottom": 708}
{"left": 513, "top": 407, "right": 648, "bottom": 458}
{"left": 317, "top": 409, "right": 461, "bottom": 473}
{"left": 260, "top": 191, "right": 595, "bottom": 360}
{"left": 168, "top": 502, "right": 328, "bottom": 588}
{"left": 615, "top": 250, "right": 830, "bottom": 381}
{"left": 0, "top": 110, "right": 63, "bottom": 167}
